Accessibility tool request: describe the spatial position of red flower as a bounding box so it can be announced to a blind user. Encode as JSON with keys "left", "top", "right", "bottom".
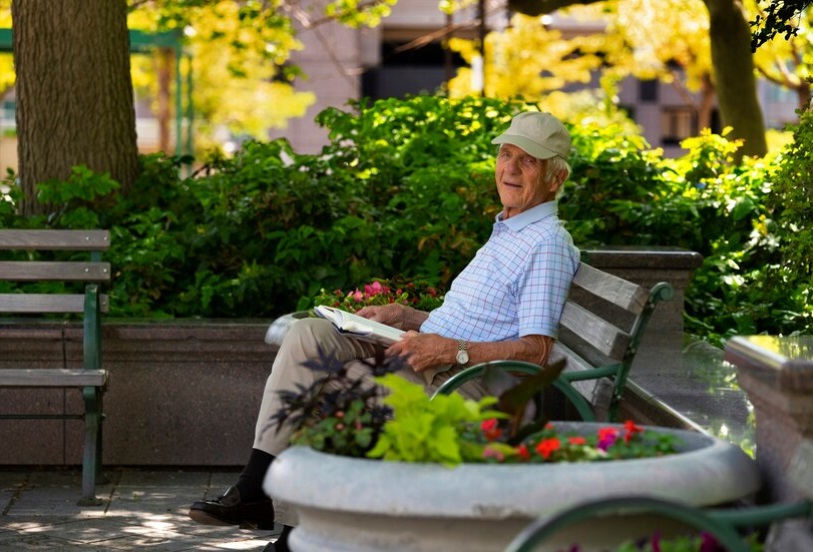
{"left": 535, "top": 438, "right": 561, "bottom": 459}
{"left": 568, "top": 436, "right": 587, "bottom": 446}
{"left": 480, "top": 418, "right": 502, "bottom": 441}
{"left": 517, "top": 444, "right": 531, "bottom": 461}
{"left": 623, "top": 420, "right": 644, "bottom": 443}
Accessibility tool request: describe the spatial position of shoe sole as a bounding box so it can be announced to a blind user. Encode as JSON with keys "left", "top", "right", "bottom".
{"left": 188, "top": 508, "right": 274, "bottom": 530}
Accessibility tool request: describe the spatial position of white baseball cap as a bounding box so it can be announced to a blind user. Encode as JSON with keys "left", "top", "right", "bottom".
{"left": 491, "top": 112, "right": 571, "bottom": 160}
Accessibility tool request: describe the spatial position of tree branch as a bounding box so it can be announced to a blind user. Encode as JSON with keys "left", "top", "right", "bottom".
{"left": 508, "top": 0, "right": 604, "bottom": 17}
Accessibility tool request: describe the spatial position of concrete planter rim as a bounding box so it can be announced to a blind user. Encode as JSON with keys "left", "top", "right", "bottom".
{"left": 267, "top": 422, "right": 761, "bottom": 519}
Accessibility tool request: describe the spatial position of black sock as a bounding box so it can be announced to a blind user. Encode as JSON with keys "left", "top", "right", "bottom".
{"left": 235, "top": 448, "right": 274, "bottom": 502}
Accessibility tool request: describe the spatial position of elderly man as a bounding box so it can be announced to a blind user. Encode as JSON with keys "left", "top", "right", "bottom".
{"left": 188, "top": 112, "right": 581, "bottom": 549}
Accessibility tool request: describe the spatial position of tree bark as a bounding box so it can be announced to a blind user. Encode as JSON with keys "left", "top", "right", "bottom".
{"left": 703, "top": 0, "right": 767, "bottom": 158}
{"left": 12, "top": 0, "right": 139, "bottom": 215}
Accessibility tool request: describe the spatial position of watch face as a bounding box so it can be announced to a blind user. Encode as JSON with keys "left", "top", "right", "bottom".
{"left": 456, "top": 350, "right": 469, "bottom": 364}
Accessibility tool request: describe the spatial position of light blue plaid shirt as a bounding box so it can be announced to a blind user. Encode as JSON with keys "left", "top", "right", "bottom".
{"left": 421, "top": 201, "right": 579, "bottom": 341}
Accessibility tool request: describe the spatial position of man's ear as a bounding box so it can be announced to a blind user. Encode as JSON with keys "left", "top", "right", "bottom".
{"left": 550, "top": 170, "right": 566, "bottom": 192}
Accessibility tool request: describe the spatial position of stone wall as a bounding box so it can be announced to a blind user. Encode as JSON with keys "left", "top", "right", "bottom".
{"left": 0, "top": 320, "right": 276, "bottom": 466}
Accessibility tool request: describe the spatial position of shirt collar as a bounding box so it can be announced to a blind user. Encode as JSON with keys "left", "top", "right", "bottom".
{"left": 495, "top": 201, "right": 559, "bottom": 231}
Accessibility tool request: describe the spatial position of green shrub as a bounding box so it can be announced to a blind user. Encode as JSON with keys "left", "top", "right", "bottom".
{"left": 1, "top": 95, "right": 809, "bottom": 347}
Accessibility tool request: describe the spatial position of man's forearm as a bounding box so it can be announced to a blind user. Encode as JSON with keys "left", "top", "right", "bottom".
{"left": 465, "top": 335, "right": 552, "bottom": 367}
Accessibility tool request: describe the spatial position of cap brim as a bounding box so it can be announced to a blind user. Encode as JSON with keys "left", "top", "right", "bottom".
{"left": 492, "top": 134, "right": 558, "bottom": 160}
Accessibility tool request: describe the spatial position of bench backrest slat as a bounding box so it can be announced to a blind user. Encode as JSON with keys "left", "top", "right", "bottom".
{"left": 550, "top": 261, "right": 674, "bottom": 420}
{"left": 559, "top": 300, "right": 631, "bottom": 360}
{"left": 570, "top": 263, "right": 649, "bottom": 314}
{"left": 0, "top": 261, "right": 111, "bottom": 282}
{"left": 0, "top": 230, "right": 110, "bottom": 251}
{"left": 0, "top": 293, "right": 110, "bottom": 314}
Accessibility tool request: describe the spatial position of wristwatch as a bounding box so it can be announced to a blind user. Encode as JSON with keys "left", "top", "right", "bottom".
{"left": 456, "top": 339, "right": 469, "bottom": 365}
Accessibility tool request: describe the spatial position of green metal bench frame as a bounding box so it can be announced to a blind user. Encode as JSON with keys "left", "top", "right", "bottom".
{"left": 433, "top": 261, "right": 674, "bottom": 422}
{"left": 503, "top": 436, "right": 813, "bottom": 550}
{"left": 503, "top": 495, "right": 813, "bottom": 552}
{"left": 0, "top": 230, "right": 110, "bottom": 505}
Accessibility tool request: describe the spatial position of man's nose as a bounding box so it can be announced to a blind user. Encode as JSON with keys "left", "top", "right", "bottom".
{"left": 505, "top": 158, "right": 521, "bottom": 172}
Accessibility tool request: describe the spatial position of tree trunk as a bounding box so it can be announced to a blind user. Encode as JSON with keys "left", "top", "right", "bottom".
{"left": 12, "top": 0, "right": 139, "bottom": 216}
{"left": 698, "top": 74, "right": 716, "bottom": 132}
{"left": 703, "top": 0, "right": 767, "bottom": 158}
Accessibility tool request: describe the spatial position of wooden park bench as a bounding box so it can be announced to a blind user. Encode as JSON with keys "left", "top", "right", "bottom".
{"left": 434, "top": 260, "right": 674, "bottom": 422}
{"left": 0, "top": 229, "right": 110, "bottom": 505}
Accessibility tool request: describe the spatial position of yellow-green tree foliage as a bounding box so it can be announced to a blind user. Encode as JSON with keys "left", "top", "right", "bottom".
{"left": 448, "top": 2, "right": 712, "bottom": 106}
{"left": 0, "top": 2, "right": 15, "bottom": 97}
{"left": 448, "top": 0, "right": 809, "bottom": 134}
{"left": 128, "top": 1, "right": 313, "bottom": 152}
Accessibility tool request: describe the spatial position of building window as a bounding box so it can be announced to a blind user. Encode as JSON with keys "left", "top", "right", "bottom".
{"left": 661, "top": 108, "right": 697, "bottom": 146}
{"left": 639, "top": 80, "right": 658, "bottom": 103}
{"left": 362, "top": 40, "right": 464, "bottom": 100}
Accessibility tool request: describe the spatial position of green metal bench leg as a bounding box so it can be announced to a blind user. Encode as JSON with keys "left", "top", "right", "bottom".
{"left": 503, "top": 496, "right": 752, "bottom": 552}
{"left": 79, "top": 386, "right": 104, "bottom": 506}
{"left": 431, "top": 361, "right": 596, "bottom": 421}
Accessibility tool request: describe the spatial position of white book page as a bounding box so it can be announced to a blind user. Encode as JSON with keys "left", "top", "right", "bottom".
{"left": 314, "top": 305, "right": 405, "bottom": 346}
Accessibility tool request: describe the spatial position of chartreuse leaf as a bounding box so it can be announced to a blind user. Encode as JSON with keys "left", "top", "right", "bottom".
{"left": 366, "top": 374, "right": 503, "bottom": 466}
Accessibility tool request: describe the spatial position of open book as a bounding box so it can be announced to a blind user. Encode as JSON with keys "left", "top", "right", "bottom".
{"left": 314, "top": 305, "right": 404, "bottom": 346}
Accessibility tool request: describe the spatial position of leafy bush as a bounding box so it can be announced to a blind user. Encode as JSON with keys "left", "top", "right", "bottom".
{"left": 1, "top": 94, "right": 810, "bottom": 346}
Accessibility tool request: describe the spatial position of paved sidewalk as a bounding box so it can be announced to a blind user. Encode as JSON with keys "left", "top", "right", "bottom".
{"left": 0, "top": 467, "right": 283, "bottom": 551}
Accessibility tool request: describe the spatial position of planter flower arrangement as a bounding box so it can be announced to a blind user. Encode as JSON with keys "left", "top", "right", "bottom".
{"left": 300, "top": 278, "right": 445, "bottom": 313}
{"left": 270, "top": 351, "right": 680, "bottom": 466}
{"left": 267, "top": 353, "right": 760, "bottom": 552}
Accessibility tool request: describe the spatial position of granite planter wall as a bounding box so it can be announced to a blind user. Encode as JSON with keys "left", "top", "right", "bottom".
{"left": 265, "top": 423, "right": 760, "bottom": 552}
{"left": 0, "top": 319, "right": 276, "bottom": 466}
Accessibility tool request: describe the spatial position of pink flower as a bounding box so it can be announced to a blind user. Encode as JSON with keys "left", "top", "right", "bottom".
{"left": 483, "top": 446, "right": 505, "bottom": 462}
{"left": 350, "top": 289, "right": 364, "bottom": 302}
{"left": 364, "top": 281, "right": 389, "bottom": 297}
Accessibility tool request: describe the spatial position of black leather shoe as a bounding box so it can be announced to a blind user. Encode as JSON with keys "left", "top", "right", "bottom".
{"left": 188, "top": 486, "right": 275, "bottom": 530}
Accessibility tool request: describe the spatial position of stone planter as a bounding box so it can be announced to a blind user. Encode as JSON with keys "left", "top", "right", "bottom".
{"left": 264, "top": 423, "right": 760, "bottom": 552}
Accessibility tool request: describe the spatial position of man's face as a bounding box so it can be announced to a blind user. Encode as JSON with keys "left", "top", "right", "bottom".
{"left": 495, "top": 144, "right": 560, "bottom": 219}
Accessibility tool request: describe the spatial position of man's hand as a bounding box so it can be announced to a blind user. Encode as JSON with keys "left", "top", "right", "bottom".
{"left": 355, "top": 303, "right": 429, "bottom": 332}
{"left": 386, "top": 331, "right": 455, "bottom": 373}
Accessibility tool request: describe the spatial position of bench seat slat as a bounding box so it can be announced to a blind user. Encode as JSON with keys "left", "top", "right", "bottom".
{"left": 0, "top": 230, "right": 110, "bottom": 251}
{"left": 0, "top": 293, "right": 110, "bottom": 313}
{"left": 0, "top": 261, "right": 111, "bottom": 282}
{"left": 559, "top": 300, "right": 631, "bottom": 360}
{"left": 0, "top": 369, "right": 108, "bottom": 388}
{"left": 572, "top": 263, "right": 649, "bottom": 314}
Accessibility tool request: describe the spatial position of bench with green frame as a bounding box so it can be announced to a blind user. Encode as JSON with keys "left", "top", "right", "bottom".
{"left": 433, "top": 261, "right": 674, "bottom": 422}
{"left": 0, "top": 229, "right": 110, "bottom": 505}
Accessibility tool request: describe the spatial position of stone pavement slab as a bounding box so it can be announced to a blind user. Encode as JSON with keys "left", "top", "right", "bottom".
{"left": 0, "top": 467, "right": 281, "bottom": 551}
